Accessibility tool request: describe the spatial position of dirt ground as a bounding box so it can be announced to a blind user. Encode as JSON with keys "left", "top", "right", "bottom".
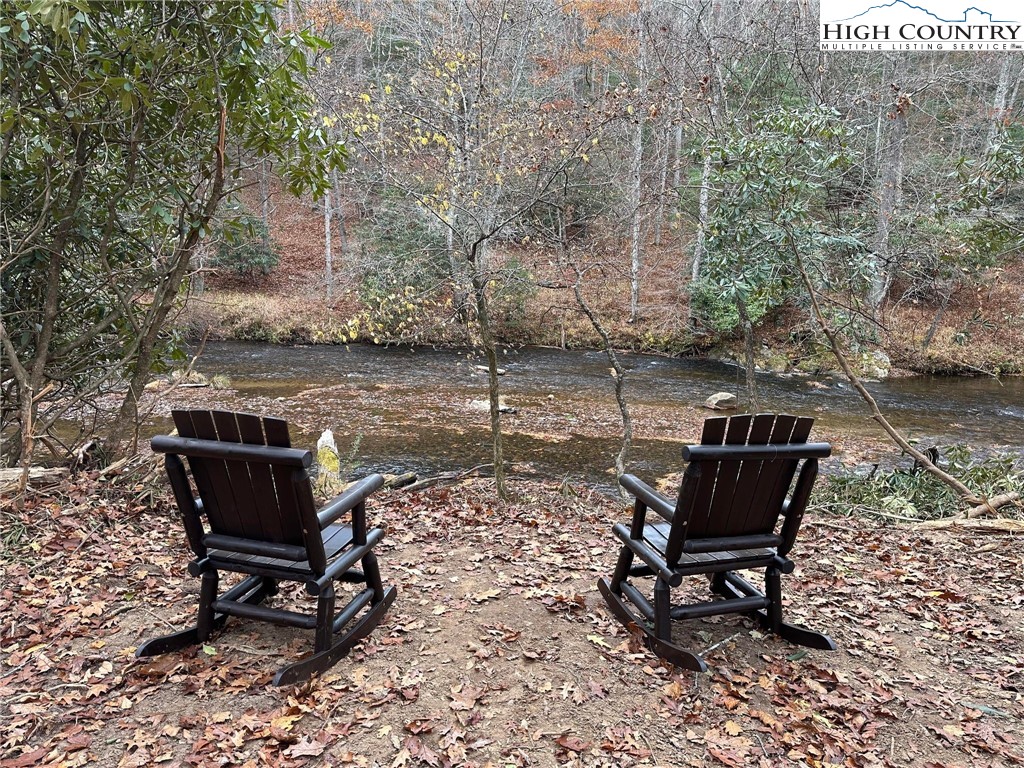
{"left": 3, "top": 462, "right": 1023, "bottom": 768}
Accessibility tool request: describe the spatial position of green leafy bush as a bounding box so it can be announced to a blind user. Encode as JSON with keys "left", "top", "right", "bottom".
{"left": 815, "top": 445, "right": 1023, "bottom": 521}
{"left": 688, "top": 278, "right": 771, "bottom": 335}
{"left": 211, "top": 210, "right": 281, "bottom": 276}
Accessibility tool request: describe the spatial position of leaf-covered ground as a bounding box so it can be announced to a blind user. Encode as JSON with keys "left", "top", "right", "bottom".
{"left": 3, "top": 473, "right": 1022, "bottom": 768}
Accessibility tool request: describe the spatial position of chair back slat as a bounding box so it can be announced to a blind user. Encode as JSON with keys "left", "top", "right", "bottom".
{"left": 173, "top": 410, "right": 236, "bottom": 535}
{"left": 211, "top": 410, "right": 266, "bottom": 541}
{"left": 185, "top": 410, "right": 248, "bottom": 537}
{"left": 683, "top": 416, "right": 727, "bottom": 536}
{"left": 740, "top": 414, "right": 797, "bottom": 533}
{"left": 261, "top": 415, "right": 311, "bottom": 548}
{"left": 235, "top": 413, "right": 288, "bottom": 544}
{"left": 753, "top": 416, "right": 812, "bottom": 533}
{"left": 702, "top": 413, "right": 752, "bottom": 538}
{"left": 726, "top": 413, "right": 776, "bottom": 533}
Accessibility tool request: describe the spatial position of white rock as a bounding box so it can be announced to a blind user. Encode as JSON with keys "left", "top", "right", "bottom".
{"left": 704, "top": 392, "right": 738, "bottom": 410}
{"left": 469, "top": 397, "right": 517, "bottom": 413}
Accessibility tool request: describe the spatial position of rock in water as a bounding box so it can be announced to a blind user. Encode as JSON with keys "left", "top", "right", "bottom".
{"left": 704, "top": 392, "right": 738, "bottom": 410}
{"left": 867, "top": 350, "right": 891, "bottom": 380}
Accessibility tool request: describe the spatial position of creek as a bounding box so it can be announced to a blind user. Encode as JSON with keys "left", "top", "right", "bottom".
{"left": 169, "top": 342, "right": 1023, "bottom": 489}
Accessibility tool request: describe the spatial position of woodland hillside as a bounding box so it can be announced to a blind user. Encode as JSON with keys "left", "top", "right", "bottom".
{"left": 191, "top": 0, "right": 1024, "bottom": 378}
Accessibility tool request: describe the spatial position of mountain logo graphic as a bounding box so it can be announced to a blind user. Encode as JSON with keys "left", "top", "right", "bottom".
{"left": 826, "top": 1, "right": 1016, "bottom": 24}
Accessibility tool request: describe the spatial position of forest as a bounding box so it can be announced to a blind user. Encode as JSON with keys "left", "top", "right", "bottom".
{"left": 2, "top": 2, "right": 1023, "bottom": 767}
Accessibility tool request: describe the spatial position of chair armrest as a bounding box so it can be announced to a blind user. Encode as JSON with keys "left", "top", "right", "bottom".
{"left": 619, "top": 474, "right": 675, "bottom": 522}
{"left": 317, "top": 473, "right": 385, "bottom": 530}
{"left": 612, "top": 523, "right": 682, "bottom": 587}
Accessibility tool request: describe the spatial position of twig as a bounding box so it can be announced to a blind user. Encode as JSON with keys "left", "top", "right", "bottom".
{"left": 401, "top": 463, "right": 493, "bottom": 492}
{"left": 701, "top": 632, "right": 741, "bottom": 656}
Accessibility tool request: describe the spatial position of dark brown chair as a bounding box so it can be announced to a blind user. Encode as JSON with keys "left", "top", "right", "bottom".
{"left": 137, "top": 410, "right": 397, "bottom": 685}
{"left": 599, "top": 413, "right": 836, "bottom": 672}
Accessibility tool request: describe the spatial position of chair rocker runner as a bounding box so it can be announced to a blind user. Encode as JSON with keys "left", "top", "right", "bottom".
{"left": 137, "top": 410, "right": 397, "bottom": 686}
{"left": 599, "top": 413, "right": 836, "bottom": 672}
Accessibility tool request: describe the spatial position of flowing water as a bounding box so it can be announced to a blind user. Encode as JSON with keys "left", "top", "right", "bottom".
{"left": 173, "top": 342, "right": 1023, "bottom": 489}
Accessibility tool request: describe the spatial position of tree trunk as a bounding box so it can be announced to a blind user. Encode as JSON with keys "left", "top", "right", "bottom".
{"left": 627, "top": 7, "right": 648, "bottom": 324}
{"left": 331, "top": 166, "right": 348, "bottom": 279}
{"left": 260, "top": 157, "right": 272, "bottom": 251}
{"left": 692, "top": 152, "right": 712, "bottom": 285}
{"left": 922, "top": 286, "right": 951, "bottom": 351}
{"left": 628, "top": 114, "right": 644, "bottom": 323}
{"left": 736, "top": 293, "right": 759, "bottom": 411}
{"left": 574, "top": 269, "right": 631, "bottom": 496}
{"left": 8, "top": 125, "right": 90, "bottom": 493}
{"left": 869, "top": 63, "right": 909, "bottom": 316}
{"left": 986, "top": 55, "right": 1014, "bottom": 153}
{"left": 653, "top": 125, "right": 669, "bottom": 247}
{"left": 469, "top": 242, "right": 508, "bottom": 500}
{"left": 324, "top": 189, "right": 333, "bottom": 302}
{"left": 106, "top": 225, "right": 215, "bottom": 457}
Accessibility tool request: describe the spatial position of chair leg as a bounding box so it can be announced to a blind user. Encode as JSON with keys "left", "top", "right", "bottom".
{"left": 260, "top": 577, "right": 279, "bottom": 598}
{"left": 315, "top": 583, "right": 336, "bottom": 653}
{"left": 764, "top": 566, "right": 783, "bottom": 634}
{"left": 709, "top": 572, "right": 728, "bottom": 598}
{"left": 137, "top": 570, "right": 231, "bottom": 658}
{"left": 597, "top": 576, "right": 708, "bottom": 673}
{"left": 608, "top": 546, "right": 634, "bottom": 593}
{"left": 273, "top": 584, "right": 397, "bottom": 687}
{"left": 361, "top": 552, "right": 385, "bottom": 602}
{"left": 196, "top": 571, "right": 219, "bottom": 641}
{"left": 653, "top": 578, "right": 672, "bottom": 642}
{"left": 760, "top": 566, "right": 837, "bottom": 651}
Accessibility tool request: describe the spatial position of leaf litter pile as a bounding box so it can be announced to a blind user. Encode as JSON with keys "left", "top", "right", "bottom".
{"left": 2, "top": 472, "right": 1023, "bottom": 768}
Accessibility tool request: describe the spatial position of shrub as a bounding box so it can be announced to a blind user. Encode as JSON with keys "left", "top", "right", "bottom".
{"left": 814, "top": 445, "right": 1024, "bottom": 521}
{"left": 210, "top": 208, "right": 281, "bottom": 276}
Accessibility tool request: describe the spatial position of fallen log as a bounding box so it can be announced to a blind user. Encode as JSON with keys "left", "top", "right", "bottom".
{"left": 966, "top": 491, "right": 1021, "bottom": 518}
{"left": 915, "top": 517, "right": 1024, "bottom": 534}
{"left": 382, "top": 472, "right": 417, "bottom": 489}
{"left": 401, "top": 464, "right": 491, "bottom": 493}
{"left": 0, "top": 466, "right": 70, "bottom": 492}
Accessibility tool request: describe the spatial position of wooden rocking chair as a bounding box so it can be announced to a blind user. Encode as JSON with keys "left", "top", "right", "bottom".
{"left": 599, "top": 413, "right": 836, "bottom": 672}
{"left": 137, "top": 410, "right": 397, "bottom": 686}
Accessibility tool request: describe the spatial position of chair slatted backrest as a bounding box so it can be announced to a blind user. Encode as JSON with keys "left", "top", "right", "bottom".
{"left": 673, "top": 413, "right": 815, "bottom": 542}
{"left": 172, "top": 409, "right": 314, "bottom": 548}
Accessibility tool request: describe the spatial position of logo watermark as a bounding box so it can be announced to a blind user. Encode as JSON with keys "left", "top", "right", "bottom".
{"left": 819, "top": 0, "right": 1022, "bottom": 51}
